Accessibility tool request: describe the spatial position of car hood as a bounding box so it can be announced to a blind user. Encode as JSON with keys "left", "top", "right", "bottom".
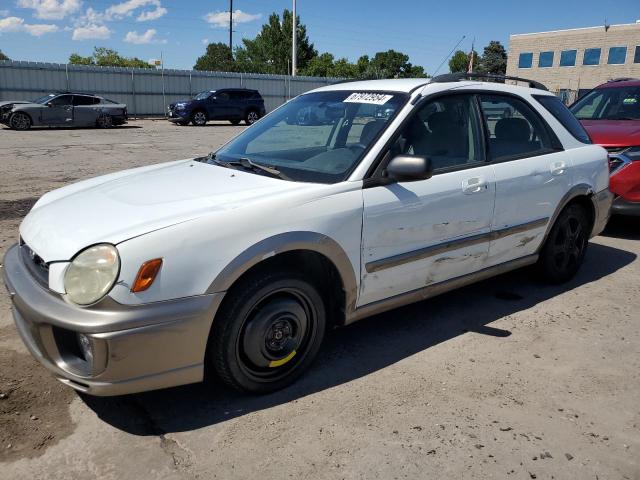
{"left": 20, "top": 159, "right": 313, "bottom": 262}
{"left": 170, "top": 99, "right": 195, "bottom": 108}
{"left": 581, "top": 119, "right": 640, "bottom": 148}
{"left": 0, "top": 100, "right": 36, "bottom": 108}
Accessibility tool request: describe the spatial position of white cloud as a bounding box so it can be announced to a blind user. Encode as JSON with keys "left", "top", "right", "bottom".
{"left": 204, "top": 9, "right": 261, "bottom": 28}
{"left": 124, "top": 28, "right": 164, "bottom": 44}
{"left": 72, "top": 23, "right": 111, "bottom": 40}
{"left": 16, "top": 0, "right": 81, "bottom": 20}
{"left": 201, "top": 38, "right": 209, "bottom": 45}
{"left": 106, "top": 0, "right": 166, "bottom": 21}
{"left": 0, "top": 15, "right": 58, "bottom": 36}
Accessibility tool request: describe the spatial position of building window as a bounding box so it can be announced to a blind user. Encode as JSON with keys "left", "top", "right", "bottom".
{"left": 518, "top": 52, "right": 533, "bottom": 69}
{"left": 538, "top": 51, "right": 554, "bottom": 68}
{"left": 583, "top": 48, "right": 601, "bottom": 66}
{"left": 634, "top": 46, "right": 640, "bottom": 64}
{"left": 559, "top": 50, "right": 577, "bottom": 67}
{"left": 608, "top": 46, "right": 627, "bottom": 65}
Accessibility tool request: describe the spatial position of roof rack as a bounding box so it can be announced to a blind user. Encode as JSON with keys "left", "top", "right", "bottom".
{"left": 431, "top": 72, "right": 548, "bottom": 91}
{"left": 607, "top": 77, "right": 639, "bottom": 83}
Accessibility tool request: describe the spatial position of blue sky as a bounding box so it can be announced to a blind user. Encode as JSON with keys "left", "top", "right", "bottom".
{"left": 0, "top": 1, "right": 638, "bottom": 73}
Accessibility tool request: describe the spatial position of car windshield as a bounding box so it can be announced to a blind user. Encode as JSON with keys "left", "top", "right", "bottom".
{"left": 32, "top": 94, "right": 56, "bottom": 104}
{"left": 570, "top": 86, "right": 640, "bottom": 120}
{"left": 193, "top": 91, "right": 214, "bottom": 100}
{"left": 211, "top": 90, "right": 408, "bottom": 183}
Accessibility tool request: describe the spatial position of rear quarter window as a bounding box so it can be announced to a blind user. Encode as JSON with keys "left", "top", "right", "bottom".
{"left": 534, "top": 95, "right": 591, "bottom": 144}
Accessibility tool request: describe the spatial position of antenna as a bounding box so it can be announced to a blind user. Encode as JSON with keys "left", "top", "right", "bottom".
{"left": 604, "top": 18, "right": 610, "bottom": 32}
{"left": 433, "top": 35, "right": 466, "bottom": 76}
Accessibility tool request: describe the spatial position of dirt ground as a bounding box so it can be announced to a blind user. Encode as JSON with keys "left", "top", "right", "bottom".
{"left": 0, "top": 119, "right": 638, "bottom": 479}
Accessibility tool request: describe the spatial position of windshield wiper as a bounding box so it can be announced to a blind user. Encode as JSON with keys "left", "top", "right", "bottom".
{"left": 206, "top": 153, "right": 287, "bottom": 180}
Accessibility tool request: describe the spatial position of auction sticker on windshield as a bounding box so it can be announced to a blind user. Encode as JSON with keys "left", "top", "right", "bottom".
{"left": 344, "top": 92, "right": 394, "bottom": 105}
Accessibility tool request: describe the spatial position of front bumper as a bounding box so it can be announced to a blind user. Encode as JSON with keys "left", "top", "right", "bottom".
{"left": 611, "top": 196, "right": 640, "bottom": 216}
{"left": 2, "top": 244, "right": 224, "bottom": 396}
{"left": 167, "top": 109, "right": 189, "bottom": 122}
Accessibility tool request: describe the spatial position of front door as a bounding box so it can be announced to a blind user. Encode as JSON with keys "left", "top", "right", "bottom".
{"left": 360, "top": 93, "right": 496, "bottom": 306}
{"left": 209, "top": 91, "right": 231, "bottom": 119}
{"left": 41, "top": 94, "right": 73, "bottom": 125}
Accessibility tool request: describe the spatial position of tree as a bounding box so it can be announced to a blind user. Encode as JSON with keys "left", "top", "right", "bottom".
{"left": 68, "top": 47, "right": 152, "bottom": 69}
{"left": 449, "top": 50, "right": 469, "bottom": 73}
{"left": 357, "top": 50, "right": 427, "bottom": 79}
{"left": 303, "top": 52, "right": 335, "bottom": 77}
{"left": 194, "top": 42, "right": 235, "bottom": 72}
{"left": 235, "top": 9, "right": 317, "bottom": 74}
{"left": 0, "top": 50, "right": 9, "bottom": 61}
{"left": 479, "top": 40, "right": 507, "bottom": 75}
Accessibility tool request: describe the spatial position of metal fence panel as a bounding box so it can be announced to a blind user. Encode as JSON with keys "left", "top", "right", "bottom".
{"left": 0, "top": 60, "right": 339, "bottom": 116}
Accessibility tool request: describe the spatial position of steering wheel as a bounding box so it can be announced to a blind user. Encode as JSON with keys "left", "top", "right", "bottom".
{"left": 347, "top": 143, "right": 367, "bottom": 154}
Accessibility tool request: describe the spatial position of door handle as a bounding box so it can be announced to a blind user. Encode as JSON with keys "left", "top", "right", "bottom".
{"left": 462, "top": 177, "right": 487, "bottom": 194}
{"left": 550, "top": 161, "right": 566, "bottom": 176}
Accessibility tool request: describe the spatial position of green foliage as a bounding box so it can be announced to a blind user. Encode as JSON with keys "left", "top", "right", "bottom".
{"left": 68, "top": 47, "right": 153, "bottom": 69}
{"left": 234, "top": 9, "right": 317, "bottom": 74}
{"left": 194, "top": 42, "right": 235, "bottom": 72}
{"left": 302, "top": 50, "right": 427, "bottom": 79}
{"left": 479, "top": 40, "right": 507, "bottom": 75}
{"left": 449, "top": 50, "right": 470, "bottom": 73}
{"left": 0, "top": 49, "right": 9, "bottom": 61}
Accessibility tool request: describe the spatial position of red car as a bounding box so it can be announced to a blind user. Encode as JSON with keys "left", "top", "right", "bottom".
{"left": 570, "top": 78, "right": 640, "bottom": 216}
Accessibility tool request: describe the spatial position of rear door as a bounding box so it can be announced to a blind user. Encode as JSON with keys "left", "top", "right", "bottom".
{"left": 72, "top": 95, "right": 100, "bottom": 126}
{"left": 360, "top": 93, "right": 496, "bottom": 306}
{"left": 478, "top": 93, "right": 571, "bottom": 266}
{"left": 41, "top": 94, "right": 73, "bottom": 125}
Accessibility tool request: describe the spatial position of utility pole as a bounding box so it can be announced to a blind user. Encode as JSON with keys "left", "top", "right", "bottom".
{"left": 229, "top": 0, "right": 233, "bottom": 53}
{"left": 292, "top": 0, "right": 297, "bottom": 76}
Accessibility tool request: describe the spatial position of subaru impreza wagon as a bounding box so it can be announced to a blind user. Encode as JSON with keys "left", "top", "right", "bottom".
{"left": 3, "top": 74, "right": 612, "bottom": 396}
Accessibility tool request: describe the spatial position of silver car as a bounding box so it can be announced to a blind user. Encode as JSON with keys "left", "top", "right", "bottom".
{"left": 0, "top": 93, "right": 127, "bottom": 130}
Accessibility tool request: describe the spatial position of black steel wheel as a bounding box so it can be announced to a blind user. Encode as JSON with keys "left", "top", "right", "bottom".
{"left": 208, "top": 270, "right": 326, "bottom": 393}
{"left": 96, "top": 114, "right": 113, "bottom": 128}
{"left": 191, "top": 110, "right": 208, "bottom": 126}
{"left": 245, "top": 110, "right": 260, "bottom": 125}
{"left": 538, "top": 204, "right": 589, "bottom": 284}
{"left": 9, "top": 112, "right": 32, "bottom": 130}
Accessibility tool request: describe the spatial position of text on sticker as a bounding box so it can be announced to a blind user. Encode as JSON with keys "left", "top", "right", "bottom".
{"left": 344, "top": 93, "right": 393, "bottom": 105}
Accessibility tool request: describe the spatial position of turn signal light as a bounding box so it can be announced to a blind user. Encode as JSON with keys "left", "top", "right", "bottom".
{"left": 131, "top": 258, "right": 163, "bottom": 293}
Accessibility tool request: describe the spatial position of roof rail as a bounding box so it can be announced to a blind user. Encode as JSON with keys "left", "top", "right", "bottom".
{"left": 431, "top": 72, "right": 548, "bottom": 91}
{"left": 607, "top": 77, "right": 639, "bottom": 83}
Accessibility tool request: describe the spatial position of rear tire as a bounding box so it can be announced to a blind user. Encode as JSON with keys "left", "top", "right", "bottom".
{"left": 191, "top": 110, "right": 208, "bottom": 126}
{"left": 208, "top": 270, "right": 326, "bottom": 394}
{"left": 245, "top": 109, "right": 260, "bottom": 125}
{"left": 537, "top": 204, "right": 589, "bottom": 284}
{"left": 9, "top": 112, "right": 31, "bottom": 130}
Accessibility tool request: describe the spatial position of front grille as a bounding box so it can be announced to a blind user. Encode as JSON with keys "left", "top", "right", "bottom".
{"left": 20, "top": 242, "right": 49, "bottom": 288}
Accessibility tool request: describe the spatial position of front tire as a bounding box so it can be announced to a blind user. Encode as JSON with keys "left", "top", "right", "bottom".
{"left": 229, "top": 119, "right": 241, "bottom": 126}
{"left": 9, "top": 112, "right": 31, "bottom": 130}
{"left": 538, "top": 204, "right": 589, "bottom": 284}
{"left": 191, "top": 110, "right": 208, "bottom": 126}
{"left": 208, "top": 270, "right": 326, "bottom": 394}
{"left": 96, "top": 114, "right": 113, "bottom": 128}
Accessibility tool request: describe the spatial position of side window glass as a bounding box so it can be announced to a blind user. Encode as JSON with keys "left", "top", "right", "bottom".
{"left": 72, "top": 96, "right": 94, "bottom": 106}
{"left": 391, "top": 94, "right": 485, "bottom": 171}
{"left": 50, "top": 95, "right": 72, "bottom": 106}
{"left": 217, "top": 92, "right": 230, "bottom": 101}
{"left": 479, "top": 94, "right": 554, "bottom": 161}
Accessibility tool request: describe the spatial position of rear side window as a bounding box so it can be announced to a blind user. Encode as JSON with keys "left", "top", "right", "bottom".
{"left": 479, "top": 94, "right": 555, "bottom": 161}
{"left": 534, "top": 95, "right": 591, "bottom": 144}
{"left": 72, "top": 95, "right": 97, "bottom": 106}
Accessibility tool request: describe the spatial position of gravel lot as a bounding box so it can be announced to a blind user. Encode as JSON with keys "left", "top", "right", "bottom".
{"left": 1, "top": 119, "right": 639, "bottom": 480}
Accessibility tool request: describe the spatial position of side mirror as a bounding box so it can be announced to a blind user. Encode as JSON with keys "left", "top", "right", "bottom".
{"left": 46, "top": 102, "right": 53, "bottom": 107}
{"left": 385, "top": 155, "right": 433, "bottom": 182}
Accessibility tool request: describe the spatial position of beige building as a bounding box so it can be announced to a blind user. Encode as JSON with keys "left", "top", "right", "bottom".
{"left": 506, "top": 21, "right": 640, "bottom": 95}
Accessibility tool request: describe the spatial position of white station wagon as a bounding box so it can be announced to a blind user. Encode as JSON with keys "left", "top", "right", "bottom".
{"left": 3, "top": 74, "right": 612, "bottom": 396}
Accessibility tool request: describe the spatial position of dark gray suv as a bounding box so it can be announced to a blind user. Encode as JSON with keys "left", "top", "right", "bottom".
{"left": 167, "top": 88, "right": 266, "bottom": 126}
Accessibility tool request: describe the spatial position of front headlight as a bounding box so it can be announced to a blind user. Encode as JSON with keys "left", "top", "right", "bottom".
{"left": 175, "top": 103, "right": 186, "bottom": 110}
{"left": 624, "top": 146, "right": 640, "bottom": 161}
{"left": 64, "top": 244, "right": 120, "bottom": 305}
